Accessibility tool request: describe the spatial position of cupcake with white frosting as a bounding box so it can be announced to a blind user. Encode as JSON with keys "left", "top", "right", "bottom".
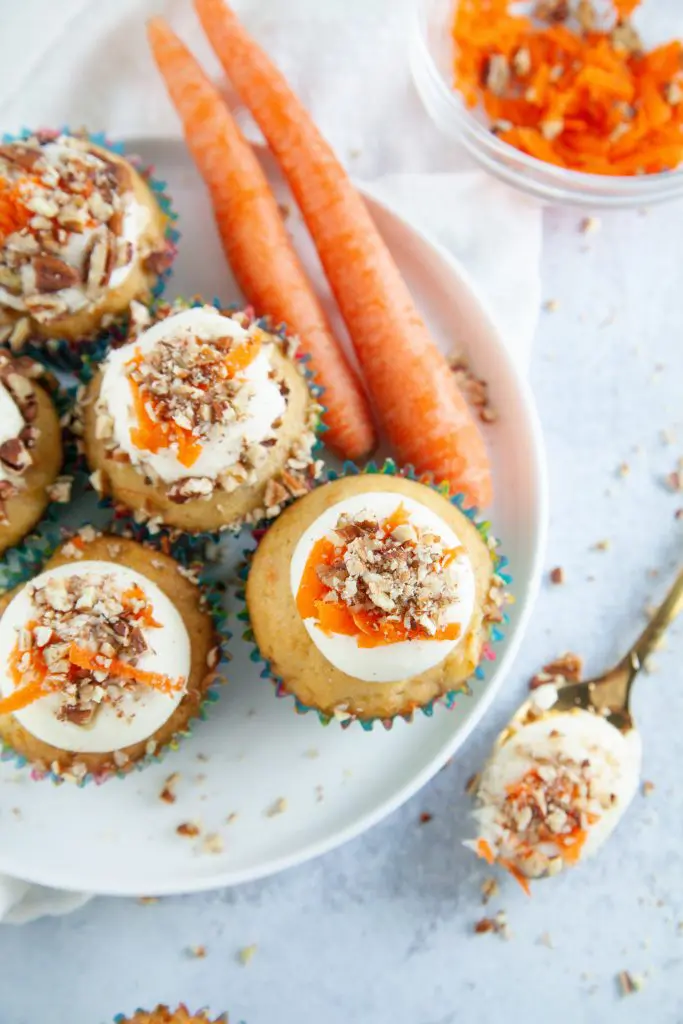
{"left": 80, "top": 299, "right": 322, "bottom": 533}
{"left": 0, "top": 350, "right": 64, "bottom": 556}
{"left": 0, "top": 529, "right": 221, "bottom": 783}
{"left": 0, "top": 131, "right": 174, "bottom": 358}
{"left": 246, "top": 465, "right": 507, "bottom": 725}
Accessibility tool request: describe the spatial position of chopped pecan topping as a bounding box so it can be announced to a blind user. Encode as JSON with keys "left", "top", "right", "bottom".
{"left": 32, "top": 254, "right": 81, "bottom": 293}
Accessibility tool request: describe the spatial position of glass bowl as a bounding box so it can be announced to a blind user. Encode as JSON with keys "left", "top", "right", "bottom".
{"left": 410, "top": 0, "right": 683, "bottom": 208}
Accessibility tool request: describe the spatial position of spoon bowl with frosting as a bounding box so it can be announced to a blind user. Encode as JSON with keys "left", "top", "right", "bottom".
{"left": 467, "top": 564, "right": 683, "bottom": 888}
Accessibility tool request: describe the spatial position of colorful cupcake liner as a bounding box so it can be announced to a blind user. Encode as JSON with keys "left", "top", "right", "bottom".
{"left": 0, "top": 526, "right": 230, "bottom": 787}
{"left": 2, "top": 127, "right": 180, "bottom": 373}
{"left": 76, "top": 295, "right": 326, "bottom": 549}
{"left": 237, "top": 458, "right": 512, "bottom": 731}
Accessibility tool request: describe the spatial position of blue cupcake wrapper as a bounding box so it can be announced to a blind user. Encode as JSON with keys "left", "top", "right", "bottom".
{"left": 77, "top": 296, "right": 326, "bottom": 545}
{"left": 237, "top": 457, "right": 512, "bottom": 731}
{"left": 1, "top": 127, "right": 180, "bottom": 373}
{"left": 0, "top": 528, "right": 230, "bottom": 786}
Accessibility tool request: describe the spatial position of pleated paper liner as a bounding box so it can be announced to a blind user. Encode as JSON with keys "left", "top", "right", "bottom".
{"left": 1, "top": 127, "right": 180, "bottom": 373}
{"left": 76, "top": 295, "right": 326, "bottom": 549}
{"left": 0, "top": 522, "right": 230, "bottom": 787}
{"left": 113, "top": 1008, "right": 231, "bottom": 1024}
{"left": 237, "top": 457, "right": 512, "bottom": 731}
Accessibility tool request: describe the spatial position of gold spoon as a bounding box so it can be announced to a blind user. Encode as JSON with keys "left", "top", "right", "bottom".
{"left": 502, "top": 563, "right": 683, "bottom": 741}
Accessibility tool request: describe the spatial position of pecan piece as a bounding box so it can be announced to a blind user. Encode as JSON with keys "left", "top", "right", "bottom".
{"left": 143, "top": 248, "right": 174, "bottom": 275}
{"left": 0, "top": 437, "right": 30, "bottom": 473}
{"left": 0, "top": 144, "right": 40, "bottom": 171}
{"left": 32, "top": 255, "right": 80, "bottom": 293}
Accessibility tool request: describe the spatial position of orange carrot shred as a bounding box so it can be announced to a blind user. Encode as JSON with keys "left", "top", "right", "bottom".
{"left": 451, "top": 0, "right": 683, "bottom": 176}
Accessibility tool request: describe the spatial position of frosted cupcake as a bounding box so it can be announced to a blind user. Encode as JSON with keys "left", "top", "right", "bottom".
{"left": 0, "top": 530, "right": 220, "bottom": 783}
{"left": 246, "top": 471, "right": 506, "bottom": 725}
{"left": 0, "top": 350, "right": 63, "bottom": 556}
{"left": 114, "top": 1007, "right": 226, "bottom": 1024}
{"left": 0, "top": 131, "right": 172, "bottom": 353}
{"left": 81, "top": 300, "right": 321, "bottom": 532}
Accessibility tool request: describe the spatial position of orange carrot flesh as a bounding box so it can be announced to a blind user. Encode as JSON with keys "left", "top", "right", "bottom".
{"left": 194, "top": 0, "right": 493, "bottom": 509}
{"left": 451, "top": 0, "right": 683, "bottom": 177}
{"left": 294, "top": 507, "right": 465, "bottom": 646}
{"left": 146, "top": 18, "right": 376, "bottom": 462}
{"left": 68, "top": 645, "right": 184, "bottom": 694}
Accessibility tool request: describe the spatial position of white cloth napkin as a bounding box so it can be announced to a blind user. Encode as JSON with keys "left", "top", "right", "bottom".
{"left": 0, "top": 0, "right": 542, "bottom": 923}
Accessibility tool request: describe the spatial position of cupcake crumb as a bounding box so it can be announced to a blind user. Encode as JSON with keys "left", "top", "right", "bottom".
{"left": 474, "top": 910, "right": 510, "bottom": 939}
{"left": 481, "top": 877, "right": 499, "bottom": 904}
{"left": 226, "top": 812, "right": 238, "bottom": 825}
{"left": 543, "top": 298, "right": 559, "bottom": 313}
{"left": 265, "top": 797, "right": 288, "bottom": 818}
{"left": 237, "top": 944, "right": 258, "bottom": 966}
{"left": 304, "top": 748, "right": 320, "bottom": 759}
{"left": 186, "top": 945, "right": 207, "bottom": 958}
{"left": 592, "top": 539, "right": 610, "bottom": 551}
{"left": 419, "top": 811, "right": 433, "bottom": 824}
{"left": 579, "top": 216, "right": 601, "bottom": 235}
{"left": 538, "top": 931, "right": 554, "bottom": 948}
{"left": 202, "top": 832, "right": 224, "bottom": 855}
{"left": 137, "top": 896, "right": 160, "bottom": 905}
{"left": 642, "top": 780, "right": 655, "bottom": 797}
{"left": 529, "top": 652, "right": 583, "bottom": 689}
{"left": 617, "top": 970, "right": 644, "bottom": 996}
{"left": 549, "top": 566, "right": 564, "bottom": 584}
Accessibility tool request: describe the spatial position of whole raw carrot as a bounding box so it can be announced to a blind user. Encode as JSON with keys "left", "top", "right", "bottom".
{"left": 146, "top": 18, "right": 376, "bottom": 462}
{"left": 194, "top": 0, "right": 493, "bottom": 508}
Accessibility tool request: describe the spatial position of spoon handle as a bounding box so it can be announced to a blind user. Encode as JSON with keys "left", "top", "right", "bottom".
{"left": 620, "top": 564, "right": 683, "bottom": 678}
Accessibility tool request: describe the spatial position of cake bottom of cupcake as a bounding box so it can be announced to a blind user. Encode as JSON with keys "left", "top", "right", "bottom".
{"left": 0, "top": 533, "right": 218, "bottom": 782}
{"left": 247, "top": 473, "right": 496, "bottom": 722}
{"left": 0, "top": 374, "right": 63, "bottom": 557}
{"left": 83, "top": 346, "right": 312, "bottom": 533}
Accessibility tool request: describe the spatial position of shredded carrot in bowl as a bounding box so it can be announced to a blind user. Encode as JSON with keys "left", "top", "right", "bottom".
{"left": 452, "top": 0, "right": 683, "bottom": 176}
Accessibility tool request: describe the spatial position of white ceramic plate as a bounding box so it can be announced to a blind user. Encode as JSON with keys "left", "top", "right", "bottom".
{"left": 0, "top": 139, "right": 547, "bottom": 895}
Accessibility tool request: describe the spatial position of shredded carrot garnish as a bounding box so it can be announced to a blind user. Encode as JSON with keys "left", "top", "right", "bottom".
{"left": 67, "top": 644, "right": 184, "bottom": 694}
{"left": 0, "top": 178, "right": 32, "bottom": 243}
{"left": 295, "top": 506, "right": 462, "bottom": 647}
{"left": 476, "top": 837, "right": 496, "bottom": 865}
{"left": 452, "top": 0, "right": 683, "bottom": 176}
{"left": 500, "top": 858, "right": 533, "bottom": 896}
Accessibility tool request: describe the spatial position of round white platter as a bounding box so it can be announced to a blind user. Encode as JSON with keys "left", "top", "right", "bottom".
{"left": 0, "top": 138, "right": 546, "bottom": 895}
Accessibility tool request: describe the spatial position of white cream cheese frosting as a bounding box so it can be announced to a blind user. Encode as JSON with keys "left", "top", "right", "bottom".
{"left": 97, "top": 306, "right": 286, "bottom": 484}
{"left": 0, "top": 380, "right": 24, "bottom": 483}
{"left": 0, "top": 561, "right": 191, "bottom": 753}
{"left": 467, "top": 688, "right": 642, "bottom": 877}
{"left": 290, "top": 491, "right": 476, "bottom": 684}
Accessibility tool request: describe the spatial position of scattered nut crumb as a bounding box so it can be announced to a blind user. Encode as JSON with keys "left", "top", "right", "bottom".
{"left": 676, "top": 509, "right": 683, "bottom": 520}
{"left": 549, "top": 566, "right": 565, "bottom": 585}
{"left": 474, "top": 910, "right": 510, "bottom": 939}
{"left": 529, "top": 652, "right": 583, "bottom": 689}
{"left": 196, "top": 752, "right": 209, "bottom": 762}
{"left": 187, "top": 945, "right": 207, "bottom": 958}
{"left": 661, "top": 428, "right": 675, "bottom": 446}
{"left": 304, "top": 748, "right": 320, "bottom": 759}
{"left": 237, "top": 944, "right": 258, "bottom": 966}
{"left": 226, "top": 812, "right": 238, "bottom": 825}
{"left": 617, "top": 462, "right": 630, "bottom": 477}
{"left": 538, "top": 931, "right": 554, "bottom": 948}
{"left": 465, "top": 773, "right": 480, "bottom": 796}
{"left": 642, "top": 780, "right": 655, "bottom": 797}
{"left": 543, "top": 299, "right": 559, "bottom": 313}
{"left": 481, "top": 877, "right": 499, "bottom": 904}
{"left": 176, "top": 821, "right": 201, "bottom": 838}
{"left": 160, "top": 772, "right": 180, "bottom": 804}
{"left": 419, "top": 812, "right": 433, "bottom": 824}
{"left": 592, "top": 539, "right": 610, "bottom": 551}
{"left": 579, "top": 216, "right": 601, "bottom": 235}
{"left": 315, "top": 785, "right": 325, "bottom": 803}
{"left": 265, "top": 797, "right": 288, "bottom": 818}
{"left": 665, "top": 469, "right": 683, "bottom": 493}
{"left": 202, "top": 832, "right": 224, "bottom": 854}
{"left": 617, "top": 970, "right": 644, "bottom": 996}
{"left": 137, "top": 896, "right": 159, "bottom": 905}
{"left": 450, "top": 356, "right": 498, "bottom": 424}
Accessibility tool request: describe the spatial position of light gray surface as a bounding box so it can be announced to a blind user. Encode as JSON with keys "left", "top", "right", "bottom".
{"left": 1, "top": 205, "right": 682, "bottom": 1023}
